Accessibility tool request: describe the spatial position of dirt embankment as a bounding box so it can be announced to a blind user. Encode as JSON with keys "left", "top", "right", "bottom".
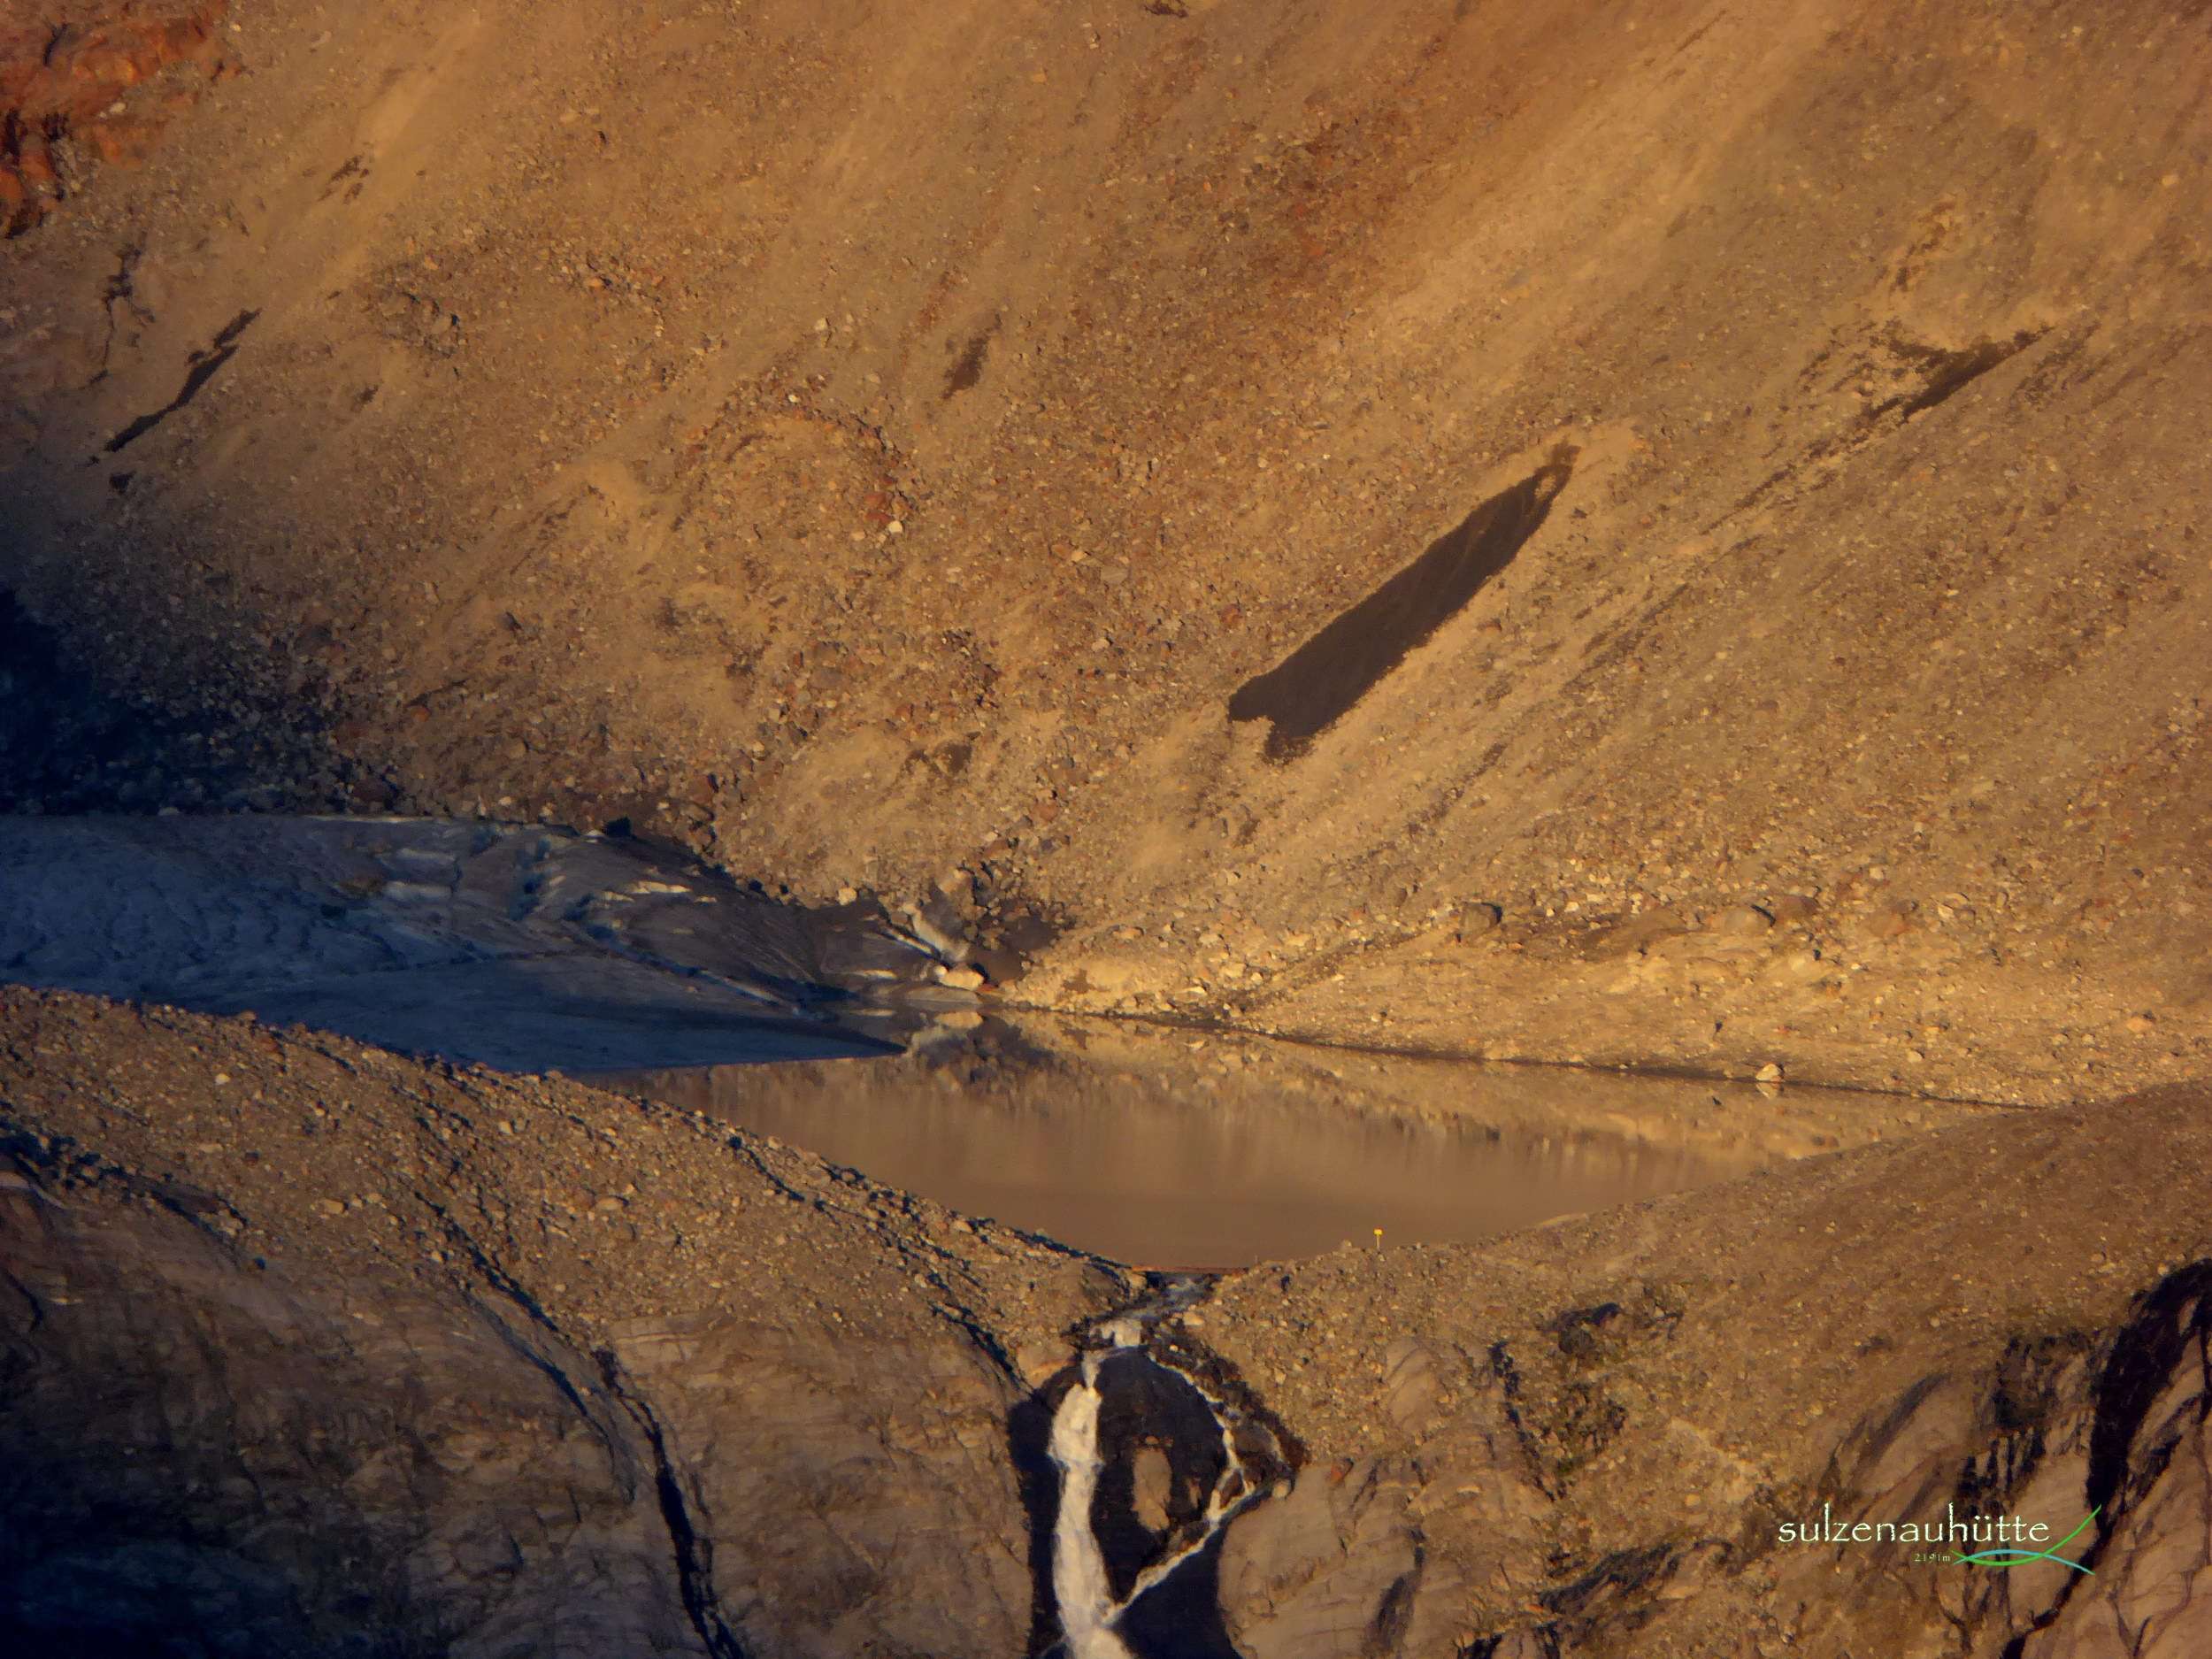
{"left": 8, "top": 989, "right": 2212, "bottom": 1656}
{"left": 4, "top": 0, "right": 2208, "bottom": 1098}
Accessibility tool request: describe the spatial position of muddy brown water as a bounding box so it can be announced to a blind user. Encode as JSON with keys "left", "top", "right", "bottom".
{"left": 606, "top": 1024, "right": 1816, "bottom": 1271}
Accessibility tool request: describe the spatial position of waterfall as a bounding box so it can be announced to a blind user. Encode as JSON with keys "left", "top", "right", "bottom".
{"left": 1044, "top": 1302, "right": 1281, "bottom": 1656}
{"left": 1048, "top": 1351, "right": 1137, "bottom": 1659}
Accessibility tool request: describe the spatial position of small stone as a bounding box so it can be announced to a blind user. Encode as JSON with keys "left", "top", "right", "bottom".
{"left": 313, "top": 1199, "right": 345, "bottom": 1218}
{"left": 1768, "top": 893, "right": 1819, "bottom": 924}
{"left": 1013, "top": 1340, "right": 1066, "bottom": 1386}
{"left": 1712, "top": 904, "right": 1773, "bottom": 936}
{"left": 933, "top": 964, "right": 986, "bottom": 991}
{"left": 835, "top": 886, "right": 858, "bottom": 905}
{"left": 1131, "top": 1446, "right": 1174, "bottom": 1533}
{"left": 1755, "top": 1062, "right": 1784, "bottom": 1082}
{"left": 2126, "top": 1014, "right": 2156, "bottom": 1035}
{"left": 1460, "top": 903, "right": 1504, "bottom": 937}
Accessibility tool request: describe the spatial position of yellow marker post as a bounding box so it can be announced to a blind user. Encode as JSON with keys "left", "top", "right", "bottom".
{"left": 1372, "top": 1227, "right": 1384, "bottom": 1250}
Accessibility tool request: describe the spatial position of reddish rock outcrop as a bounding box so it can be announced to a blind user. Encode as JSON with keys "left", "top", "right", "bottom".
{"left": 1, "top": 0, "right": 233, "bottom": 235}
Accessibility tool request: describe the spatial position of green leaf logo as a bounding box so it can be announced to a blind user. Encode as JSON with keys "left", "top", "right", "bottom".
{"left": 1949, "top": 1508, "right": 2099, "bottom": 1575}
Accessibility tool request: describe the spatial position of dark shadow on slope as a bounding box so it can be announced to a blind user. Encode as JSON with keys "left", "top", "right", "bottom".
{"left": 1885, "top": 328, "right": 2047, "bottom": 420}
{"left": 103, "top": 310, "right": 259, "bottom": 453}
{"left": 1229, "top": 449, "right": 1575, "bottom": 760}
{"left": 0, "top": 587, "right": 334, "bottom": 814}
{"left": 1010, "top": 1372, "right": 1072, "bottom": 1658}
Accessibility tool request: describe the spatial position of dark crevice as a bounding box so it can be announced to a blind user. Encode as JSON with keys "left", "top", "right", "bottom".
{"left": 420, "top": 1200, "right": 726, "bottom": 1659}
{"left": 1487, "top": 1339, "right": 1558, "bottom": 1499}
{"left": 1993, "top": 1261, "right": 2212, "bottom": 1652}
{"left": 1882, "top": 327, "right": 2048, "bottom": 420}
{"left": 596, "top": 1347, "right": 750, "bottom": 1659}
{"left": 1010, "top": 1372, "right": 1071, "bottom": 1657}
{"left": 2085, "top": 1262, "right": 2212, "bottom": 1538}
{"left": 433, "top": 1218, "right": 635, "bottom": 1474}
{"left": 1230, "top": 449, "right": 1575, "bottom": 759}
{"left": 102, "top": 308, "right": 260, "bottom": 453}
{"left": 943, "top": 316, "right": 1001, "bottom": 400}
{"left": 1371, "top": 1554, "right": 1423, "bottom": 1654}
{"left": 1539, "top": 1541, "right": 1678, "bottom": 1619}
{"left": 85, "top": 239, "right": 152, "bottom": 386}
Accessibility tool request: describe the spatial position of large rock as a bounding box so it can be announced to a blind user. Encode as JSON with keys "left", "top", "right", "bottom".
{"left": 1217, "top": 1458, "right": 1423, "bottom": 1659}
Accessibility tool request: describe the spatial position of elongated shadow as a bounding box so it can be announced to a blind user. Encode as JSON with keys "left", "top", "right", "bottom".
{"left": 1229, "top": 450, "right": 1575, "bottom": 759}
{"left": 1010, "top": 1370, "right": 1073, "bottom": 1657}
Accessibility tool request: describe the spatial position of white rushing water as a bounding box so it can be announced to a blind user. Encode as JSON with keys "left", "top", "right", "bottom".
{"left": 1048, "top": 1351, "right": 1136, "bottom": 1659}
{"left": 1045, "top": 1315, "right": 1277, "bottom": 1656}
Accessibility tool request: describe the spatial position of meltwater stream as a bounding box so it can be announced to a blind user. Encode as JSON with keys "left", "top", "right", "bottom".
{"left": 0, "top": 814, "right": 1970, "bottom": 1657}
{"left": 1048, "top": 1352, "right": 1133, "bottom": 1659}
{"left": 1044, "top": 1298, "right": 1292, "bottom": 1658}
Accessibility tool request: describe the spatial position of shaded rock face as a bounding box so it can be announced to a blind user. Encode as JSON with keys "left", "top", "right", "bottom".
{"left": 0, "top": 1173, "right": 702, "bottom": 1658}
{"left": 0, "top": 1137, "right": 1041, "bottom": 1657}
{"left": 2025, "top": 1282, "right": 2212, "bottom": 1657}
{"left": 1217, "top": 1458, "right": 1426, "bottom": 1659}
{"left": 1439, "top": 1263, "right": 2212, "bottom": 1658}
{"left": 1747, "top": 1270, "right": 2212, "bottom": 1659}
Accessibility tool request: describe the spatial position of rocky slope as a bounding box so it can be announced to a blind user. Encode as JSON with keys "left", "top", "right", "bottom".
{"left": 0, "top": 988, "right": 1129, "bottom": 1655}
{"left": 1, "top": 0, "right": 2208, "bottom": 1099}
{"left": 4, "top": 4, "right": 2212, "bottom": 1653}
{"left": 7, "top": 988, "right": 2212, "bottom": 1656}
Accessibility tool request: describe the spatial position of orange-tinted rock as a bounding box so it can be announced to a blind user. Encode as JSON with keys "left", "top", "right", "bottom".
{"left": 1, "top": 0, "right": 231, "bottom": 236}
{"left": 83, "top": 117, "right": 164, "bottom": 168}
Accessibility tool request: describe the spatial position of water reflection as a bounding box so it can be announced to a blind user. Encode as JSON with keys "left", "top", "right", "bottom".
{"left": 604, "top": 1013, "right": 1921, "bottom": 1271}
